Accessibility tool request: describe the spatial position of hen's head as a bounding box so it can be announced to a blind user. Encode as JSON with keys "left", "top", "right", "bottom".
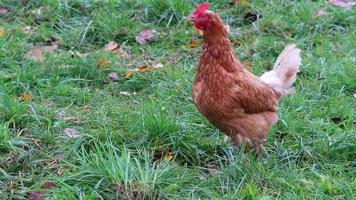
{"left": 188, "top": 3, "right": 224, "bottom": 32}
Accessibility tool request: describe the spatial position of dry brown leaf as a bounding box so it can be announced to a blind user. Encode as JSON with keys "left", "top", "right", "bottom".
{"left": 26, "top": 48, "right": 43, "bottom": 61}
{"left": 103, "top": 41, "right": 119, "bottom": 52}
{"left": 0, "top": 7, "right": 9, "bottom": 14}
{"left": 116, "top": 50, "right": 129, "bottom": 58}
{"left": 137, "top": 65, "right": 152, "bottom": 72}
{"left": 108, "top": 72, "right": 119, "bottom": 81}
{"left": 315, "top": 9, "right": 328, "bottom": 17}
{"left": 135, "top": 29, "right": 154, "bottom": 44}
{"left": 125, "top": 70, "right": 134, "bottom": 78}
{"left": 97, "top": 59, "right": 109, "bottom": 68}
{"left": 27, "top": 192, "right": 45, "bottom": 200}
{"left": 41, "top": 181, "right": 56, "bottom": 189}
{"left": 0, "top": 27, "right": 5, "bottom": 37}
{"left": 102, "top": 41, "right": 129, "bottom": 58}
{"left": 165, "top": 153, "right": 174, "bottom": 161}
{"left": 63, "top": 128, "right": 80, "bottom": 138}
{"left": 26, "top": 42, "right": 59, "bottom": 61}
{"left": 328, "top": 0, "right": 355, "bottom": 8}
{"left": 207, "top": 164, "right": 222, "bottom": 176}
{"left": 19, "top": 93, "right": 33, "bottom": 101}
{"left": 189, "top": 39, "right": 200, "bottom": 48}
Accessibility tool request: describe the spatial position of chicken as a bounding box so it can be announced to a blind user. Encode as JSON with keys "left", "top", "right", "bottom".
{"left": 188, "top": 3, "right": 301, "bottom": 152}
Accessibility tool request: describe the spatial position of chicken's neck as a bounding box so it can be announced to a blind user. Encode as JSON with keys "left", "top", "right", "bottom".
{"left": 200, "top": 30, "right": 243, "bottom": 73}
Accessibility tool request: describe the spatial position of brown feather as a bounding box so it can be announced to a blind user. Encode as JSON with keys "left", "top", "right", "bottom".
{"left": 192, "top": 11, "right": 287, "bottom": 151}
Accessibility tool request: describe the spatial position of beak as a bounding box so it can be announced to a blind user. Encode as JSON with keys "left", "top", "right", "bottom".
{"left": 187, "top": 15, "right": 196, "bottom": 22}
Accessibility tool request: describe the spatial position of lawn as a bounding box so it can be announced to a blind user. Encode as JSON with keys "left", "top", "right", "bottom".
{"left": 0, "top": 0, "right": 355, "bottom": 199}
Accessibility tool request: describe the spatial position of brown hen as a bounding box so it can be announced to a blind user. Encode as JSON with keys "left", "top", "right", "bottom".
{"left": 188, "top": 3, "right": 302, "bottom": 152}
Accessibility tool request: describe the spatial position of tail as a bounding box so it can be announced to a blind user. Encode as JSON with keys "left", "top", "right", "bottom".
{"left": 260, "top": 44, "right": 301, "bottom": 97}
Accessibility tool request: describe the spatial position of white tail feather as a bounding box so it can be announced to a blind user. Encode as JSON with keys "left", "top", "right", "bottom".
{"left": 260, "top": 44, "right": 301, "bottom": 96}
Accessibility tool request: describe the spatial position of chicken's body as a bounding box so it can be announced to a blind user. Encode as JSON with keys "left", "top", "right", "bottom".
{"left": 189, "top": 4, "right": 301, "bottom": 151}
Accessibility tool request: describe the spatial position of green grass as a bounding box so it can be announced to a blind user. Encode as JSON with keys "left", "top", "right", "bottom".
{"left": 0, "top": 0, "right": 355, "bottom": 199}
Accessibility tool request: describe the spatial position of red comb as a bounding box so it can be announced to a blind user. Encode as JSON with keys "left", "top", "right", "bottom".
{"left": 192, "top": 2, "right": 209, "bottom": 16}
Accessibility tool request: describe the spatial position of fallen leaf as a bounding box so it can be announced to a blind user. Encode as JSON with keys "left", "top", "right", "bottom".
{"left": 26, "top": 48, "right": 43, "bottom": 61}
{"left": 208, "top": 163, "right": 220, "bottom": 171}
{"left": 188, "top": 39, "right": 199, "bottom": 48}
{"left": 135, "top": 29, "right": 154, "bottom": 44}
{"left": 0, "top": 7, "right": 9, "bottom": 14}
{"left": 165, "top": 153, "right": 174, "bottom": 161}
{"left": 125, "top": 70, "right": 134, "bottom": 78}
{"left": 137, "top": 65, "right": 152, "bottom": 72}
{"left": 0, "top": 27, "right": 5, "bottom": 37}
{"left": 108, "top": 72, "right": 119, "bottom": 81}
{"left": 328, "top": 0, "right": 355, "bottom": 8}
{"left": 28, "top": 192, "right": 45, "bottom": 200}
{"left": 63, "top": 128, "right": 80, "bottom": 138}
{"left": 103, "top": 41, "right": 119, "bottom": 52}
{"left": 207, "top": 164, "right": 221, "bottom": 176}
{"left": 97, "top": 59, "right": 109, "bottom": 68}
{"left": 19, "top": 93, "right": 33, "bottom": 101}
{"left": 25, "top": 42, "right": 59, "bottom": 61}
{"left": 119, "top": 91, "right": 137, "bottom": 96}
{"left": 41, "top": 181, "right": 56, "bottom": 189}
{"left": 116, "top": 50, "right": 129, "bottom": 58}
{"left": 315, "top": 9, "right": 328, "bottom": 17}
{"left": 153, "top": 63, "right": 164, "bottom": 69}
{"left": 330, "top": 117, "right": 343, "bottom": 124}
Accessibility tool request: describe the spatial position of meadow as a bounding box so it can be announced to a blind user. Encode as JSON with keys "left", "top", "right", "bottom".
{"left": 0, "top": 0, "right": 355, "bottom": 199}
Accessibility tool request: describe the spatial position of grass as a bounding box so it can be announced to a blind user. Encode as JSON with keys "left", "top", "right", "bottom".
{"left": 0, "top": 0, "right": 355, "bottom": 199}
